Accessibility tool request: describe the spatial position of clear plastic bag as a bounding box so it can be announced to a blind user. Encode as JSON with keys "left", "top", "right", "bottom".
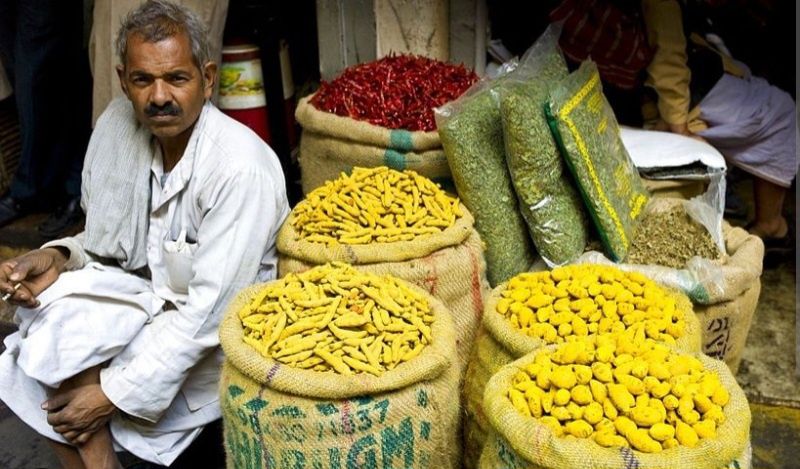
{"left": 494, "top": 25, "right": 589, "bottom": 267}
{"left": 625, "top": 169, "right": 725, "bottom": 270}
{"left": 687, "top": 167, "right": 726, "bottom": 252}
{"left": 436, "top": 61, "right": 537, "bottom": 286}
{"left": 573, "top": 169, "right": 748, "bottom": 305}
{"left": 546, "top": 61, "right": 649, "bottom": 262}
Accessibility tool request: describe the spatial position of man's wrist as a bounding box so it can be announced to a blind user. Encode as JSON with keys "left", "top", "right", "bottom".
{"left": 42, "top": 247, "right": 70, "bottom": 272}
{"left": 95, "top": 383, "right": 118, "bottom": 413}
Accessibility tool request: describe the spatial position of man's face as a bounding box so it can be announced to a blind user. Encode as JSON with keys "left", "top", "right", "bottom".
{"left": 117, "top": 32, "right": 216, "bottom": 140}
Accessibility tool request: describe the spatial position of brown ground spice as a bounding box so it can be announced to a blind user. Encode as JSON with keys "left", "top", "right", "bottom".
{"left": 626, "top": 205, "right": 721, "bottom": 268}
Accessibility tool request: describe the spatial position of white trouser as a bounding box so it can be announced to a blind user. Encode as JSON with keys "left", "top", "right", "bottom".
{"left": 0, "top": 263, "right": 216, "bottom": 466}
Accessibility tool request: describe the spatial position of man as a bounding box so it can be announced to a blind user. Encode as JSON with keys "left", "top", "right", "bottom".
{"left": 642, "top": 0, "right": 795, "bottom": 251}
{"left": 0, "top": 1, "right": 289, "bottom": 468}
{"left": 89, "top": 0, "right": 229, "bottom": 125}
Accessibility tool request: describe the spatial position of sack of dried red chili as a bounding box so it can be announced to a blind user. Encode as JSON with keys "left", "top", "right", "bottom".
{"left": 295, "top": 55, "right": 478, "bottom": 194}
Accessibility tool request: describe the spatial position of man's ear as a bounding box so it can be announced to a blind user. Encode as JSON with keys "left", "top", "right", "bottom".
{"left": 116, "top": 65, "right": 130, "bottom": 97}
{"left": 202, "top": 61, "right": 217, "bottom": 99}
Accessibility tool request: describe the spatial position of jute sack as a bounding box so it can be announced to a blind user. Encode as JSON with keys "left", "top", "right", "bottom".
{"left": 643, "top": 178, "right": 706, "bottom": 200}
{"left": 578, "top": 217, "right": 764, "bottom": 374}
{"left": 695, "top": 226, "right": 763, "bottom": 374}
{"left": 477, "top": 348, "right": 752, "bottom": 469}
{"left": 296, "top": 95, "right": 450, "bottom": 194}
{"left": 461, "top": 282, "right": 701, "bottom": 469}
{"left": 277, "top": 205, "right": 489, "bottom": 375}
{"left": 696, "top": 285, "right": 760, "bottom": 375}
{"left": 220, "top": 282, "right": 462, "bottom": 469}
{"left": 479, "top": 430, "right": 753, "bottom": 469}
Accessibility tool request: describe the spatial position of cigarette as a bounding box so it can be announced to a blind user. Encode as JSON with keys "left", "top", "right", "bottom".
{"left": 2, "top": 283, "right": 22, "bottom": 302}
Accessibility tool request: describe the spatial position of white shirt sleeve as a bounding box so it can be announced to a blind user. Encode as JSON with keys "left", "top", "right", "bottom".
{"left": 100, "top": 168, "right": 285, "bottom": 422}
{"left": 41, "top": 232, "right": 96, "bottom": 271}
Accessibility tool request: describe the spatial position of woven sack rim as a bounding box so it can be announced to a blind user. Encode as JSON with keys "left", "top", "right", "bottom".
{"left": 483, "top": 344, "right": 751, "bottom": 469}
{"left": 295, "top": 94, "right": 441, "bottom": 150}
{"left": 219, "top": 278, "right": 457, "bottom": 399}
{"left": 276, "top": 202, "right": 475, "bottom": 265}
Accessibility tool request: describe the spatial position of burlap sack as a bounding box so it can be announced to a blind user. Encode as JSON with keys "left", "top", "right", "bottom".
{"left": 295, "top": 95, "right": 450, "bottom": 194}
{"left": 277, "top": 205, "right": 489, "bottom": 375}
{"left": 220, "top": 281, "right": 461, "bottom": 469}
{"left": 478, "top": 348, "right": 751, "bottom": 469}
{"left": 696, "top": 284, "right": 761, "bottom": 374}
{"left": 643, "top": 178, "right": 706, "bottom": 201}
{"left": 578, "top": 218, "right": 764, "bottom": 374}
{"left": 479, "top": 433, "right": 752, "bottom": 469}
{"left": 693, "top": 225, "right": 763, "bottom": 374}
{"left": 462, "top": 281, "right": 701, "bottom": 468}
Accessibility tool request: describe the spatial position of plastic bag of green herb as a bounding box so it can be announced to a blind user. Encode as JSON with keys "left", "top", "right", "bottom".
{"left": 546, "top": 61, "right": 650, "bottom": 262}
{"left": 435, "top": 62, "right": 536, "bottom": 286}
{"left": 494, "top": 25, "right": 589, "bottom": 267}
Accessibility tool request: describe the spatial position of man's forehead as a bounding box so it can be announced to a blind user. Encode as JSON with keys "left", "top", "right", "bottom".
{"left": 123, "top": 32, "right": 195, "bottom": 69}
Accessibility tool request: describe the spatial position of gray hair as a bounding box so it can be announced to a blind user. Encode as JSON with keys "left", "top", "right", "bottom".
{"left": 115, "top": 0, "right": 211, "bottom": 70}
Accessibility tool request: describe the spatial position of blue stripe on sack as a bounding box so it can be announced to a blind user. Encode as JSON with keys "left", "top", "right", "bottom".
{"left": 689, "top": 283, "right": 711, "bottom": 304}
{"left": 389, "top": 129, "right": 414, "bottom": 151}
{"left": 620, "top": 447, "right": 640, "bottom": 469}
{"left": 384, "top": 149, "right": 407, "bottom": 171}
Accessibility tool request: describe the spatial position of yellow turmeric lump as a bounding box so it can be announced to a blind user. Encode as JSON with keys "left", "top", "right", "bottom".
{"left": 496, "top": 265, "right": 686, "bottom": 345}
{"left": 239, "top": 262, "right": 434, "bottom": 376}
{"left": 507, "top": 337, "right": 730, "bottom": 453}
{"left": 291, "top": 166, "right": 462, "bottom": 244}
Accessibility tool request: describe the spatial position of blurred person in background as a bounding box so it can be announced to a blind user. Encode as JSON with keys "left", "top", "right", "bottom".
{"left": 0, "top": 0, "right": 91, "bottom": 238}
{"left": 0, "top": 57, "right": 11, "bottom": 100}
{"left": 489, "top": 0, "right": 796, "bottom": 253}
{"left": 553, "top": 0, "right": 796, "bottom": 251}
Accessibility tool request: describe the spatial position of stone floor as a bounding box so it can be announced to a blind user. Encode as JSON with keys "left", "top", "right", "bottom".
{"left": 736, "top": 265, "right": 799, "bottom": 406}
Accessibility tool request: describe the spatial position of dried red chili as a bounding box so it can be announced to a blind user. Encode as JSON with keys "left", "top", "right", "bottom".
{"left": 310, "top": 54, "right": 478, "bottom": 132}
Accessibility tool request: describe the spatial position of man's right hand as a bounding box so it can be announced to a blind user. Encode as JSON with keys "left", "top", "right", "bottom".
{"left": 0, "top": 248, "right": 69, "bottom": 308}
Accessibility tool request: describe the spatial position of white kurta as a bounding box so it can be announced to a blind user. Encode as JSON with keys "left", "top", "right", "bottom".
{"left": 0, "top": 104, "right": 289, "bottom": 465}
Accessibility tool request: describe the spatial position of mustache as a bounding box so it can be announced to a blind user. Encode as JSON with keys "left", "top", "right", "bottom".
{"left": 144, "top": 102, "right": 181, "bottom": 117}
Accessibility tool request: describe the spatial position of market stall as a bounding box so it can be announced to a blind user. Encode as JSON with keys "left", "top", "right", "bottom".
{"left": 219, "top": 21, "right": 764, "bottom": 469}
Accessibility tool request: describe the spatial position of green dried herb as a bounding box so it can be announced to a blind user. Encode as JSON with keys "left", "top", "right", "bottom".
{"left": 437, "top": 83, "right": 536, "bottom": 286}
{"left": 499, "top": 50, "right": 589, "bottom": 266}
{"left": 546, "top": 61, "right": 649, "bottom": 262}
{"left": 626, "top": 205, "right": 721, "bottom": 268}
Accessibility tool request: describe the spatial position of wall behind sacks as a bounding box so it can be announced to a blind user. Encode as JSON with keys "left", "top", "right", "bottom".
{"left": 315, "top": 0, "right": 486, "bottom": 80}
